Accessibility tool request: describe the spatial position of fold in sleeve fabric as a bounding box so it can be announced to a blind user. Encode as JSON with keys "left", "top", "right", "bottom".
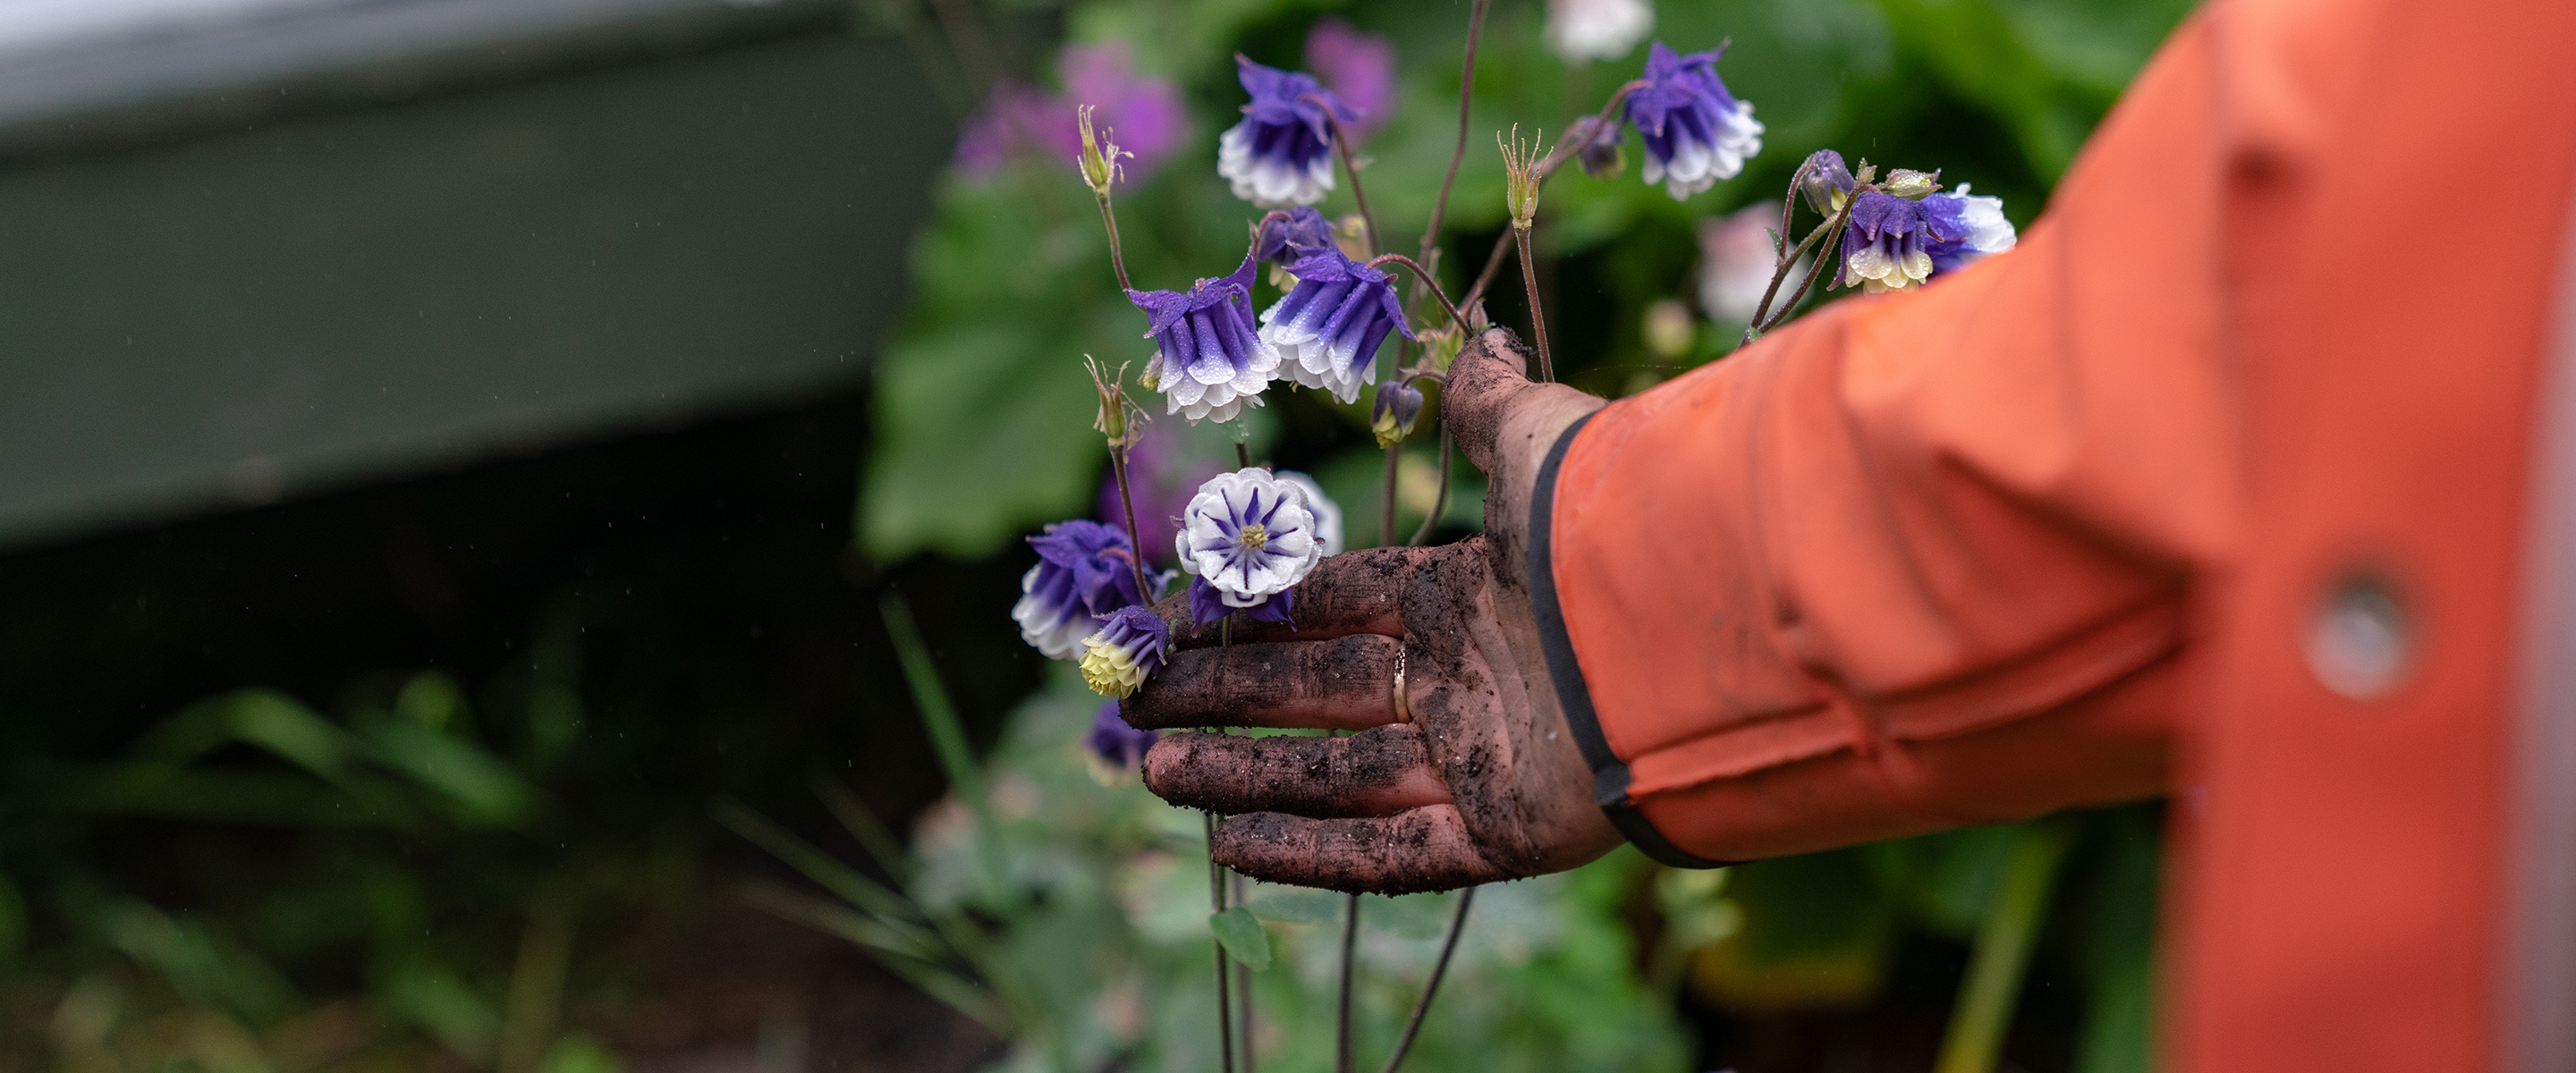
{"left": 1540, "top": 9, "right": 2237, "bottom": 863}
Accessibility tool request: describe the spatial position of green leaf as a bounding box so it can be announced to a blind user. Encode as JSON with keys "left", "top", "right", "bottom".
{"left": 361, "top": 718, "right": 536, "bottom": 827}
{"left": 1208, "top": 906, "right": 1271, "bottom": 971}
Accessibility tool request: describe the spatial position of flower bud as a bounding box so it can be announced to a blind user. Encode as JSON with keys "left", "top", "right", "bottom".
{"left": 1371, "top": 380, "right": 1425, "bottom": 448}
{"left": 1883, "top": 167, "right": 1942, "bottom": 199}
{"left": 1798, "top": 149, "right": 1854, "bottom": 215}
{"left": 1086, "top": 355, "right": 1141, "bottom": 447}
{"left": 1567, "top": 114, "right": 1625, "bottom": 182}
{"left": 1499, "top": 126, "right": 1547, "bottom": 231}
{"left": 1077, "top": 105, "right": 1130, "bottom": 197}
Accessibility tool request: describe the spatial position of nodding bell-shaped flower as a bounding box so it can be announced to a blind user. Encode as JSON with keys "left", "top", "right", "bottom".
{"left": 1258, "top": 245, "right": 1416, "bottom": 405}
{"left": 1625, "top": 41, "right": 1763, "bottom": 200}
{"left": 1841, "top": 189, "right": 1971, "bottom": 294}
{"left": 1130, "top": 251, "right": 1282, "bottom": 423}
{"left": 1372, "top": 380, "right": 1424, "bottom": 449}
{"left": 1255, "top": 206, "right": 1337, "bottom": 268}
{"left": 1013, "top": 520, "right": 1148, "bottom": 659}
{"left": 1921, "top": 183, "right": 2019, "bottom": 275}
{"left": 1086, "top": 698, "right": 1157, "bottom": 768}
{"left": 1079, "top": 605, "right": 1171, "bottom": 698}
{"left": 1799, "top": 149, "right": 1855, "bottom": 215}
{"left": 1176, "top": 467, "right": 1324, "bottom": 628}
{"left": 1567, "top": 114, "right": 1626, "bottom": 182}
{"left": 1217, "top": 55, "right": 1360, "bottom": 207}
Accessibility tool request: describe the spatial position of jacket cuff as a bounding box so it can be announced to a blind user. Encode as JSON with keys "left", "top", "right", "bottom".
{"left": 1526, "top": 411, "right": 1730, "bottom": 869}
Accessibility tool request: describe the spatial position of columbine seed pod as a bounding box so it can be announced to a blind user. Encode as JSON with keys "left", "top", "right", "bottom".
{"left": 1077, "top": 104, "right": 1130, "bottom": 197}
{"left": 1500, "top": 126, "right": 1547, "bottom": 231}
{"left": 1371, "top": 380, "right": 1425, "bottom": 449}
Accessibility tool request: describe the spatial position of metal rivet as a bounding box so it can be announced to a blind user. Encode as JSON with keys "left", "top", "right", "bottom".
{"left": 2306, "top": 571, "right": 2413, "bottom": 700}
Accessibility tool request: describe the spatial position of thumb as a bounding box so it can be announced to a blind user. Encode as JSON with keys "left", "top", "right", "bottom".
{"left": 1443, "top": 327, "right": 1605, "bottom": 478}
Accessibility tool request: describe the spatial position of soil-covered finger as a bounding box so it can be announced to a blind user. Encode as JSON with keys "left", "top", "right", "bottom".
{"left": 1140, "top": 726, "right": 1453, "bottom": 818}
{"left": 1445, "top": 328, "right": 1536, "bottom": 475}
{"left": 1163, "top": 546, "right": 1434, "bottom": 650}
{"left": 1211, "top": 806, "right": 1512, "bottom": 895}
{"left": 1123, "top": 633, "right": 1402, "bottom": 730}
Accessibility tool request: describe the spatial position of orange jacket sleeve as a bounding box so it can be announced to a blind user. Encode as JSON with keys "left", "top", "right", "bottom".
{"left": 1533, "top": 8, "right": 2242, "bottom": 864}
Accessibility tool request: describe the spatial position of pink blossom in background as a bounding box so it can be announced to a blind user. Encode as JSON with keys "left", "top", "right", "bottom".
{"left": 952, "top": 42, "right": 1187, "bottom": 181}
{"left": 1303, "top": 17, "right": 1395, "bottom": 139}
{"left": 1698, "top": 203, "right": 1801, "bottom": 324}
{"left": 1059, "top": 42, "right": 1187, "bottom": 175}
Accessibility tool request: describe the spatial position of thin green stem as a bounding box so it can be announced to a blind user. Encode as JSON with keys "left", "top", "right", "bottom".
{"left": 1512, "top": 226, "right": 1553, "bottom": 382}
{"left": 1095, "top": 194, "right": 1133, "bottom": 293}
{"left": 1364, "top": 254, "right": 1469, "bottom": 331}
{"left": 1933, "top": 820, "right": 2076, "bottom": 1073}
{"left": 1378, "top": 887, "right": 1476, "bottom": 1073}
{"left": 1378, "top": 443, "right": 1402, "bottom": 547}
{"left": 1406, "top": 417, "right": 1453, "bottom": 547}
{"left": 1314, "top": 106, "right": 1381, "bottom": 257}
{"left": 1209, "top": 810, "right": 1237, "bottom": 1073}
{"left": 1335, "top": 891, "right": 1361, "bottom": 1073}
{"left": 1234, "top": 870, "right": 1256, "bottom": 1073}
{"left": 1108, "top": 444, "right": 1153, "bottom": 599}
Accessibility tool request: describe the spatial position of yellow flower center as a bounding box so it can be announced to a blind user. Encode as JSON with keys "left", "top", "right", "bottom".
{"left": 1238, "top": 524, "right": 1268, "bottom": 551}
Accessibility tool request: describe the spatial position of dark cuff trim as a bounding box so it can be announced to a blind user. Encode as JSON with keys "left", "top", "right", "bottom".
{"left": 1526, "top": 411, "right": 1730, "bottom": 870}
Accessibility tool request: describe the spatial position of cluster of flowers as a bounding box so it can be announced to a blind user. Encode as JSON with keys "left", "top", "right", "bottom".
{"left": 1007, "top": 19, "right": 2026, "bottom": 768}
{"left": 1013, "top": 465, "right": 1343, "bottom": 767}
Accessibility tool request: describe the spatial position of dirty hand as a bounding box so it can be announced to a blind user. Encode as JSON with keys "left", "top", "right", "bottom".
{"left": 1122, "top": 329, "right": 1623, "bottom": 894}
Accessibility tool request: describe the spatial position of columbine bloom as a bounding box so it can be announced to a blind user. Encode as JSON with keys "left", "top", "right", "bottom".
{"left": 1303, "top": 18, "right": 1394, "bottom": 140}
{"left": 1255, "top": 206, "right": 1337, "bottom": 269}
{"left": 1080, "top": 605, "right": 1171, "bottom": 698}
{"left": 1131, "top": 251, "right": 1281, "bottom": 422}
{"left": 1842, "top": 189, "right": 1970, "bottom": 294}
{"left": 1176, "top": 468, "right": 1324, "bottom": 624}
{"left": 1013, "top": 520, "right": 1148, "bottom": 659}
{"left": 1625, "top": 41, "right": 1763, "bottom": 200}
{"left": 1258, "top": 246, "right": 1414, "bottom": 405}
{"left": 1274, "top": 470, "right": 1343, "bottom": 555}
{"left": 1371, "top": 380, "right": 1424, "bottom": 449}
{"left": 1217, "top": 56, "right": 1360, "bottom": 207}
{"left": 1086, "top": 699, "right": 1157, "bottom": 767}
{"left": 1546, "top": 0, "right": 1653, "bottom": 63}
{"left": 1921, "top": 184, "right": 2018, "bottom": 275}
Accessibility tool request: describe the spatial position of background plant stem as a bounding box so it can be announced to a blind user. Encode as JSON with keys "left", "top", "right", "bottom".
{"left": 1934, "top": 820, "right": 2075, "bottom": 1073}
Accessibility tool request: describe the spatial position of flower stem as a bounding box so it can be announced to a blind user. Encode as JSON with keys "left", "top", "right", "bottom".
{"left": 1363, "top": 254, "right": 1470, "bottom": 331}
{"left": 1208, "top": 810, "right": 1237, "bottom": 1073}
{"left": 1108, "top": 444, "right": 1154, "bottom": 599}
{"left": 1511, "top": 226, "right": 1553, "bottom": 382}
{"left": 1377, "top": 886, "right": 1476, "bottom": 1073}
{"left": 1413, "top": 0, "right": 1487, "bottom": 296}
{"left": 1378, "top": 442, "right": 1402, "bottom": 547}
{"left": 1318, "top": 108, "right": 1382, "bottom": 257}
{"left": 1234, "top": 870, "right": 1256, "bottom": 1073}
{"left": 1459, "top": 76, "right": 1651, "bottom": 315}
{"left": 1094, "top": 192, "right": 1134, "bottom": 292}
{"left": 1743, "top": 217, "right": 1836, "bottom": 336}
{"left": 1335, "top": 891, "right": 1361, "bottom": 1073}
{"left": 1236, "top": 441, "right": 1253, "bottom": 469}
{"left": 1461, "top": 229, "right": 1513, "bottom": 316}
{"left": 1406, "top": 417, "right": 1453, "bottom": 547}
{"left": 1750, "top": 199, "right": 1855, "bottom": 342}
{"left": 1934, "top": 819, "right": 2075, "bottom": 1073}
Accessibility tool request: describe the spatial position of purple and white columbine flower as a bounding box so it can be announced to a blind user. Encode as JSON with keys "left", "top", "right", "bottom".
{"left": 1256, "top": 206, "right": 1337, "bottom": 269}
{"left": 1131, "top": 251, "right": 1281, "bottom": 422}
{"left": 1920, "top": 183, "right": 2018, "bottom": 275}
{"left": 1273, "top": 470, "right": 1343, "bottom": 555}
{"left": 1013, "top": 520, "right": 1148, "bottom": 658}
{"left": 1177, "top": 468, "right": 1324, "bottom": 627}
{"left": 1079, "top": 605, "right": 1172, "bottom": 698}
{"left": 1217, "top": 55, "right": 1360, "bottom": 207}
{"left": 1258, "top": 245, "right": 1415, "bottom": 405}
{"left": 1086, "top": 699, "right": 1157, "bottom": 767}
{"left": 1546, "top": 0, "right": 1653, "bottom": 63}
{"left": 1842, "top": 189, "right": 1970, "bottom": 294}
{"left": 1625, "top": 41, "right": 1763, "bottom": 200}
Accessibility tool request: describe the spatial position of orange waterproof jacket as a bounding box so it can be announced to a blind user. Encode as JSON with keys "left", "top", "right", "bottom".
{"left": 1530, "top": 0, "right": 2576, "bottom": 1068}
